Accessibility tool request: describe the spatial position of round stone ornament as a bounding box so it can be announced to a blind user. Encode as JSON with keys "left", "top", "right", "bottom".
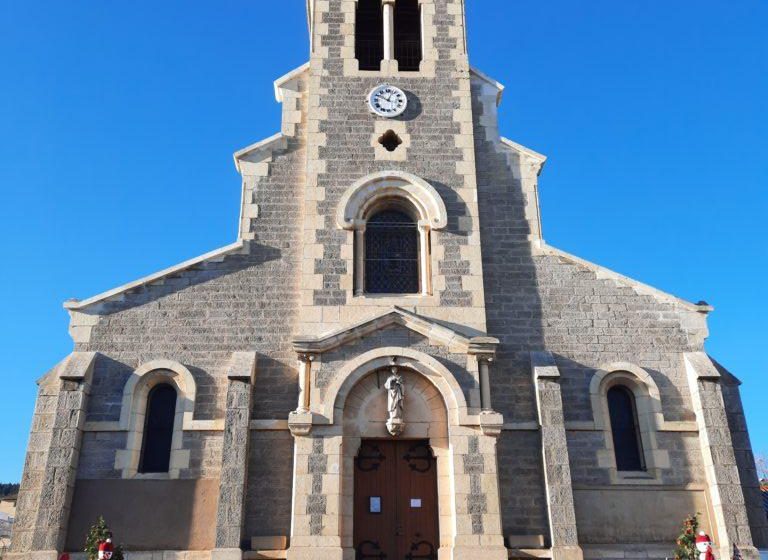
{"left": 368, "top": 84, "right": 408, "bottom": 118}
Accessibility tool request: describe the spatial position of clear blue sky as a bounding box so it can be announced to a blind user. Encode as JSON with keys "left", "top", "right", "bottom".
{"left": 0, "top": 0, "right": 765, "bottom": 482}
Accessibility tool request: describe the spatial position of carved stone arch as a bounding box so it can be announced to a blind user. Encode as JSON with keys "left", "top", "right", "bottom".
{"left": 325, "top": 347, "right": 469, "bottom": 426}
{"left": 589, "top": 361, "right": 662, "bottom": 430}
{"left": 336, "top": 170, "right": 448, "bottom": 230}
{"left": 119, "top": 359, "right": 197, "bottom": 430}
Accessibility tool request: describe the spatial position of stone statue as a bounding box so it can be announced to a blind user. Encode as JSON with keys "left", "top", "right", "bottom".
{"left": 384, "top": 365, "right": 405, "bottom": 436}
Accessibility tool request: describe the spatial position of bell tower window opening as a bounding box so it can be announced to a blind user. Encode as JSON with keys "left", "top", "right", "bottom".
{"left": 394, "top": 0, "right": 422, "bottom": 71}
{"left": 607, "top": 385, "right": 646, "bottom": 472}
{"left": 364, "top": 208, "right": 420, "bottom": 295}
{"left": 138, "top": 383, "right": 177, "bottom": 474}
{"left": 356, "top": 0, "right": 384, "bottom": 71}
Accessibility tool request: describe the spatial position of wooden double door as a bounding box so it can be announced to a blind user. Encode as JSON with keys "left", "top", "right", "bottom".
{"left": 354, "top": 440, "right": 439, "bottom": 560}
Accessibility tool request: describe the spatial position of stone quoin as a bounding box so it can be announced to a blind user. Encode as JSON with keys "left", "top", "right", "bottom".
{"left": 8, "top": 2, "right": 768, "bottom": 560}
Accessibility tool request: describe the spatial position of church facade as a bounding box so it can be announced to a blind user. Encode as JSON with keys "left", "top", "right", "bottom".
{"left": 9, "top": 2, "right": 768, "bottom": 560}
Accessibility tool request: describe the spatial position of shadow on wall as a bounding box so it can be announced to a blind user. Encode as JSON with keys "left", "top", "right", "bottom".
{"left": 472, "top": 76, "right": 551, "bottom": 542}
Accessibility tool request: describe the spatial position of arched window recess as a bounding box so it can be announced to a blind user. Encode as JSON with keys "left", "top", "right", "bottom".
{"left": 589, "top": 363, "right": 669, "bottom": 483}
{"left": 337, "top": 171, "right": 447, "bottom": 297}
{"left": 355, "top": 0, "right": 423, "bottom": 72}
{"left": 115, "top": 360, "right": 195, "bottom": 479}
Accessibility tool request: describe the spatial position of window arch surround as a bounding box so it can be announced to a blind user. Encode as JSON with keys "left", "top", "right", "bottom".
{"left": 337, "top": 171, "right": 448, "bottom": 297}
{"left": 115, "top": 359, "right": 195, "bottom": 479}
{"left": 589, "top": 363, "right": 668, "bottom": 483}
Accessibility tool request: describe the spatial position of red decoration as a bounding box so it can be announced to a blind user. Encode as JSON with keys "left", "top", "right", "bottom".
{"left": 98, "top": 538, "right": 114, "bottom": 560}
{"left": 696, "top": 532, "right": 715, "bottom": 560}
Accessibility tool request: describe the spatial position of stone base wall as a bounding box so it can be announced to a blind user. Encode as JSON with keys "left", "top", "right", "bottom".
{"left": 65, "top": 479, "right": 219, "bottom": 552}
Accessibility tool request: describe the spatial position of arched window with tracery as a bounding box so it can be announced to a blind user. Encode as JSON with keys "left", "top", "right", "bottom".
{"left": 364, "top": 208, "right": 420, "bottom": 294}
{"left": 607, "top": 385, "right": 645, "bottom": 472}
{"left": 139, "top": 383, "right": 177, "bottom": 474}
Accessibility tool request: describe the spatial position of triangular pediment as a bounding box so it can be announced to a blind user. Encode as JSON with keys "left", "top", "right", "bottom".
{"left": 292, "top": 307, "right": 498, "bottom": 355}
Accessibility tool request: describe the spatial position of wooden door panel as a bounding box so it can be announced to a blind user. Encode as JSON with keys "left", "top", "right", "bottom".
{"left": 355, "top": 440, "right": 439, "bottom": 560}
{"left": 396, "top": 441, "right": 439, "bottom": 560}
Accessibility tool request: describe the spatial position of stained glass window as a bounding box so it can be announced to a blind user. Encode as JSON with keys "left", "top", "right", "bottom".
{"left": 607, "top": 385, "right": 646, "bottom": 472}
{"left": 365, "top": 209, "right": 419, "bottom": 294}
{"left": 139, "top": 384, "right": 177, "bottom": 473}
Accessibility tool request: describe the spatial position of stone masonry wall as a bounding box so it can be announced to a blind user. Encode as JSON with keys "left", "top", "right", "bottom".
{"left": 299, "top": 0, "right": 489, "bottom": 337}
{"left": 471, "top": 67, "right": 709, "bottom": 538}
{"left": 721, "top": 371, "right": 768, "bottom": 548}
{"left": 66, "top": 71, "right": 309, "bottom": 547}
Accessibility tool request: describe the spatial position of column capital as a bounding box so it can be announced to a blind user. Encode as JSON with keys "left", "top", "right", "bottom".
{"left": 297, "top": 353, "right": 317, "bottom": 364}
{"left": 467, "top": 336, "right": 499, "bottom": 359}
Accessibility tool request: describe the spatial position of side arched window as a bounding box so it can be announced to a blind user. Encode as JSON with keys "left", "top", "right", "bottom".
{"left": 394, "top": 0, "right": 422, "bottom": 71}
{"left": 607, "top": 385, "right": 645, "bottom": 472}
{"left": 364, "top": 209, "right": 420, "bottom": 294}
{"left": 139, "top": 384, "right": 177, "bottom": 474}
{"left": 355, "top": 0, "right": 384, "bottom": 70}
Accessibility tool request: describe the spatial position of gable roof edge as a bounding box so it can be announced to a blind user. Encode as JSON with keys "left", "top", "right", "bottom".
{"left": 64, "top": 240, "right": 246, "bottom": 311}
{"left": 470, "top": 66, "right": 505, "bottom": 106}
{"left": 536, "top": 242, "right": 713, "bottom": 315}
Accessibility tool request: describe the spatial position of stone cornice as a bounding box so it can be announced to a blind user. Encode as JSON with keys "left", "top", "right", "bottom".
{"left": 292, "top": 306, "right": 498, "bottom": 355}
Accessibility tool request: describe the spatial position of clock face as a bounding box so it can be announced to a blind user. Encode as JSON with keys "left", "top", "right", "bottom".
{"left": 368, "top": 84, "right": 408, "bottom": 118}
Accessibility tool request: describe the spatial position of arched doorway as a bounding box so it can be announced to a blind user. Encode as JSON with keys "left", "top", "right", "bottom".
{"left": 342, "top": 368, "right": 449, "bottom": 560}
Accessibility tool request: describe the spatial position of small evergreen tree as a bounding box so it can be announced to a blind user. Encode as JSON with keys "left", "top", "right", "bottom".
{"left": 674, "top": 513, "right": 700, "bottom": 560}
{"left": 84, "top": 517, "right": 124, "bottom": 560}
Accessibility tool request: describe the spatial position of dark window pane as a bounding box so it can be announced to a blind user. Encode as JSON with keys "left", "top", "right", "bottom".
{"left": 139, "top": 384, "right": 177, "bottom": 473}
{"left": 395, "top": 0, "right": 422, "bottom": 71}
{"left": 356, "top": 0, "right": 384, "bottom": 70}
{"left": 365, "top": 210, "right": 419, "bottom": 294}
{"left": 607, "top": 386, "right": 645, "bottom": 472}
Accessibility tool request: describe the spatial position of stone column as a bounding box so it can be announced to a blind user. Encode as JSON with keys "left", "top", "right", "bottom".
{"left": 212, "top": 352, "right": 257, "bottom": 560}
{"left": 296, "top": 354, "right": 314, "bottom": 413}
{"left": 382, "top": 0, "right": 396, "bottom": 61}
{"left": 418, "top": 225, "right": 430, "bottom": 296}
{"left": 354, "top": 227, "right": 365, "bottom": 296}
{"left": 477, "top": 356, "right": 493, "bottom": 412}
{"left": 531, "top": 352, "right": 583, "bottom": 560}
{"left": 684, "top": 352, "right": 760, "bottom": 560}
{"left": 9, "top": 352, "right": 96, "bottom": 560}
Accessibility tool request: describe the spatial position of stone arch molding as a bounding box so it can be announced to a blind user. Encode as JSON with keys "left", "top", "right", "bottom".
{"left": 589, "top": 362, "right": 670, "bottom": 483}
{"left": 115, "top": 359, "right": 197, "bottom": 479}
{"left": 336, "top": 170, "right": 449, "bottom": 230}
{"left": 326, "top": 347, "right": 469, "bottom": 427}
{"left": 118, "top": 359, "right": 197, "bottom": 430}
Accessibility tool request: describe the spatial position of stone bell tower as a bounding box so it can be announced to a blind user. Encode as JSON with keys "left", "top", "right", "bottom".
{"left": 273, "top": 2, "right": 522, "bottom": 559}
{"left": 299, "top": 0, "right": 494, "bottom": 336}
